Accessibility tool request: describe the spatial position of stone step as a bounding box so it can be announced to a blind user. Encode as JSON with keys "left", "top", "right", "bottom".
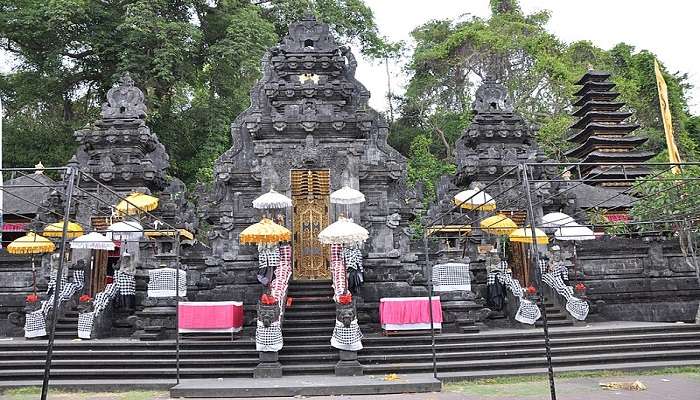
{"left": 536, "top": 319, "right": 574, "bottom": 327}
{"left": 282, "top": 326, "right": 334, "bottom": 336}
{"left": 287, "top": 290, "right": 334, "bottom": 297}
{"left": 283, "top": 318, "right": 336, "bottom": 326}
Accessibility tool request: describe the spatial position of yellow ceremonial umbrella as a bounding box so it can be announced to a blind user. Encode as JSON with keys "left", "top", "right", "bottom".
{"left": 480, "top": 215, "right": 517, "bottom": 235}
{"left": 453, "top": 188, "right": 496, "bottom": 211}
{"left": 116, "top": 192, "right": 159, "bottom": 215}
{"left": 240, "top": 218, "right": 291, "bottom": 244}
{"left": 7, "top": 232, "right": 57, "bottom": 295}
{"left": 7, "top": 232, "right": 56, "bottom": 255}
{"left": 509, "top": 226, "right": 549, "bottom": 245}
{"left": 42, "top": 221, "right": 84, "bottom": 239}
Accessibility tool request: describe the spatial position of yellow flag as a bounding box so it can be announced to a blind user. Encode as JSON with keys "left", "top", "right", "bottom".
{"left": 654, "top": 59, "right": 682, "bottom": 174}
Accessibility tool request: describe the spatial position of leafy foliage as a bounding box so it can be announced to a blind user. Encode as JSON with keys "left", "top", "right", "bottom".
{"left": 407, "top": 134, "right": 456, "bottom": 204}
{"left": 0, "top": 0, "right": 393, "bottom": 184}
{"left": 630, "top": 166, "right": 700, "bottom": 232}
{"left": 392, "top": 0, "right": 700, "bottom": 193}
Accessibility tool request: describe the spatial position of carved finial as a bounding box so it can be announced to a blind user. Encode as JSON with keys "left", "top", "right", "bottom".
{"left": 34, "top": 161, "right": 45, "bottom": 174}
{"left": 472, "top": 76, "right": 514, "bottom": 114}
{"left": 302, "top": 9, "right": 316, "bottom": 21}
{"left": 119, "top": 72, "right": 135, "bottom": 87}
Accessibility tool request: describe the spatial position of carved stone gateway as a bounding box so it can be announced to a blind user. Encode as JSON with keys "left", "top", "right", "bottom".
{"left": 204, "top": 14, "right": 424, "bottom": 312}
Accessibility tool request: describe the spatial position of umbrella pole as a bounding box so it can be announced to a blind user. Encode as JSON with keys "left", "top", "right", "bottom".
{"left": 31, "top": 256, "right": 37, "bottom": 296}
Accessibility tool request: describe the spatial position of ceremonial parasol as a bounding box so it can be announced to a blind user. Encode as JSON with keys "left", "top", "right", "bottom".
{"left": 252, "top": 189, "right": 293, "bottom": 209}
{"left": 116, "top": 192, "right": 159, "bottom": 215}
{"left": 69, "top": 232, "right": 116, "bottom": 251}
{"left": 541, "top": 212, "right": 575, "bottom": 229}
{"left": 453, "top": 187, "right": 496, "bottom": 211}
{"left": 240, "top": 218, "right": 291, "bottom": 244}
{"left": 330, "top": 186, "right": 365, "bottom": 205}
{"left": 480, "top": 214, "right": 517, "bottom": 235}
{"left": 554, "top": 222, "right": 595, "bottom": 241}
{"left": 509, "top": 226, "right": 549, "bottom": 245}
{"left": 106, "top": 221, "right": 144, "bottom": 241}
{"left": 318, "top": 217, "right": 369, "bottom": 245}
{"left": 7, "top": 233, "right": 57, "bottom": 295}
{"left": 42, "top": 221, "right": 84, "bottom": 239}
{"left": 7, "top": 232, "right": 56, "bottom": 255}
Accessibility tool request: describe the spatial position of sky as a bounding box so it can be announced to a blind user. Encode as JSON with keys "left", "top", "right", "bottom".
{"left": 1, "top": 1, "right": 698, "bottom": 115}
{"left": 354, "top": 0, "right": 700, "bottom": 115}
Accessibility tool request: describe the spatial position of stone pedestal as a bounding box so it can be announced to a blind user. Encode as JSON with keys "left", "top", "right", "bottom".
{"left": 254, "top": 351, "right": 283, "bottom": 378}
{"left": 335, "top": 350, "right": 363, "bottom": 376}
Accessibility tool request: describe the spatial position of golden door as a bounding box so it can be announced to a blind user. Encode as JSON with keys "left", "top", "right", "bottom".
{"left": 291, "top": 170, "right": 331, "bottom": 280}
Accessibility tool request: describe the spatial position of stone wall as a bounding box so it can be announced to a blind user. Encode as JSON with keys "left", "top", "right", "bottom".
{"left": 573, "top": 237, "right": 700, "bottom": 322}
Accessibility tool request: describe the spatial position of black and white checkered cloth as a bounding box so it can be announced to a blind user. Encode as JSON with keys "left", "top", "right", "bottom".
{"left": 331, "top": 319, "right": 363, "bottom": 351}
{"left": 492, "top": 273, "right": 541, "bottom": 325}
{"left": 115, "top": 270, "right": 136, "bottom": 296}
{"left": 542, "top": 272, "right": 589, "bottom": 321}
{"left": 487, "top": 272, "right": 497, "bottom": 285}
{"left": 255, "top": 320, "right": 283, "bottom": 352}
{"left": 47, "top": 274, "right": 67, "bottom": 296}
{"left": 78, "top": 282, "right": 120, "bottom": 339}
{"left": 78, "top": 312, "right": 95, "bottom": 339}
{"left": 148, "top": 268, "right": 187, "bottom": 297}
{"left": 24, "top": 311, "right": 47, "bottom": 338}
{"left": 342, "top": 247, "right": 363, "bottom": 271}
{"left": 25, "top": 269, "right": 86, "bottom": 338}
{"left": 515, "top": 298, "right": 542, "bottom": 324}
{"left": 432, "top": 263, "right": 471, "bottom": 292}
{"left": 258, "top": 245, "right": 280, "bottom": 269}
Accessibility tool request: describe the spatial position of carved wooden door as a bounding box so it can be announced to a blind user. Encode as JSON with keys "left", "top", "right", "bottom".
{"left": 291, "top": 170, "right": 331, "bottom": 280}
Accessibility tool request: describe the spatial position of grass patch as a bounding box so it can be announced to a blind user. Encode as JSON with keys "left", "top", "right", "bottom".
{"left": 445, "top": 366, "right": 700, "bottom": 393}
{"left": 0, "top": 388, "right": 167, "bottom": 400}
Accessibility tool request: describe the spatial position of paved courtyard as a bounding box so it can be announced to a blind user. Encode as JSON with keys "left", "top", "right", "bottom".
{"left": 2, "top": 372, "right": 700, "bottom": 400}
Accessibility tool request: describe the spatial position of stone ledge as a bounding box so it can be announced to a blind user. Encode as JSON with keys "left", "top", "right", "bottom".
{"left": 170, "top": 374, "right": 441, "bottom": 398}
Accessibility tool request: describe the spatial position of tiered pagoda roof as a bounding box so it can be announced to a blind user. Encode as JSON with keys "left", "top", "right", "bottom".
{"left": 565, "top": 70, "right": 655, "bottom": 188}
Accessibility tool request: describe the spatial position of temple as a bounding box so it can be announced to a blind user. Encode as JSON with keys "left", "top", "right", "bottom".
{"left": 0, "top": 15, "right": 699, "bottom": 387}
{"left": 565, "top": 70, "right": 655, "bottom": 187}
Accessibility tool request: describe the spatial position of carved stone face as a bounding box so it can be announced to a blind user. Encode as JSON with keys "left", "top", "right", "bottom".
{"left": 336, "top": 302, "right": 356, "bottom": 328}
{"left": 258, "top": 303, "right": 280, "bottom": 327}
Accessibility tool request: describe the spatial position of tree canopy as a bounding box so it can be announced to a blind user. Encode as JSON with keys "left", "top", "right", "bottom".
{"left": 0, "top": 0, "right": 394, "bottom": 184}
{"left": 392, "top": 0, "right": 699, "bottom": 197}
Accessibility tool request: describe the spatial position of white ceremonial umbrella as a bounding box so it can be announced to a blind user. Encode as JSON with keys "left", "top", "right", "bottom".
{"left": 330, "top": 186, "right": 365, "bottom": 205}
{"left": 554, "top": 222, "right": 596, "bottom": 241}
{"left": 453, "top": 187, "right": 496, "bottom": 211}
{"left": 252, "top": 189, "right": 293, "bottom": 209}
{"left": 70, "top": 232, "right": 116, "bottom": 251}
{"left": 541, "top": 212, "right": 576, "bottom": 229}
{"left": 106, "top": 221, "right": 144, "bottom": 241}
{"left": 318, "top": 217, "right": 369, "bottom": 245}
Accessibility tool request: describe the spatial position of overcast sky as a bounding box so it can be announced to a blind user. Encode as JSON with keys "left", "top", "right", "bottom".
{"left": 355, "top": 0, "right": 700, "bottom": 115}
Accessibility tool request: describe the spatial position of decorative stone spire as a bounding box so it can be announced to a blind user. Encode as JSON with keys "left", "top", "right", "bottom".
{"left": 566, "top": 70, "right": 654, "bottom": 188}
{"left": 73, "top": 74, "right": 169, "bottom": 191}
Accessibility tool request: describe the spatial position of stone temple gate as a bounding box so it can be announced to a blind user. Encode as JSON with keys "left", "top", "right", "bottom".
{"left": 204, "top": 14, "right": 423, "bottom": 292}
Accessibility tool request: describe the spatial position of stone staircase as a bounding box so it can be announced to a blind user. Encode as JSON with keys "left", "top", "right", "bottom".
{"left": 536, "top": 297, "right": 574, "bottom": 328}
{"left": 2, "top": 321, "right": 700, "bottom": 388}
{"left": 53, "top": 305, "right": 80, "bottom": 339}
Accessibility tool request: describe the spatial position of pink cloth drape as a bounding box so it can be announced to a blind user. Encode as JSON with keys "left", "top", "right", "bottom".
{"left": 270, "top": 244, "right": 292, "bottom": 304}
{"left": 178, "top": 301, "right": 243, "bottom": 332}
{"left": 330, "top": 244, "right": 347, "bottom": 299}
{"left": 379, "top": 297, "right": 443, "bottom": 325}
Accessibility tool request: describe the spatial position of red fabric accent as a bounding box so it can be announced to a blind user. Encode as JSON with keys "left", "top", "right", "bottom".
{"left": 379, "top": 297, "right": 444, "bottom": 325}
{"left": 105, "top": 276, "right": 113, "bottom": 285}
{"left": 605, "top": 213, "right": 630, "bottom": 222}
{"left": 2, "top": 223, "right": 28, "bottom": 232}
{"left": 178, "top": 302, "right": 244, "bottom": 330}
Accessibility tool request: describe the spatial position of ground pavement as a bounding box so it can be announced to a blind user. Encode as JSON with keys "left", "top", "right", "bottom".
{"left": 2, "top": 372, "right": 700, "bottom": 400}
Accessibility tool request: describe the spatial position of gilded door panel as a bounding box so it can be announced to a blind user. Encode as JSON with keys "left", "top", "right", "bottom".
{"left": 291, "top": 170, "right": 330, "bottom": 280}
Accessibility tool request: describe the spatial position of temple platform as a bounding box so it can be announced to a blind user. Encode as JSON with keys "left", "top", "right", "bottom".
{"left": 170, "top": 374, "right": 441, "bottom": 398}
{"left": 1, "top": 321, "right": 699, "bottom": 392}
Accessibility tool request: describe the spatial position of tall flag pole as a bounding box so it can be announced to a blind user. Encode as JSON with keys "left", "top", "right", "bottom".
{"left": 654, "top": 59, "right": 682, "bottom": 174}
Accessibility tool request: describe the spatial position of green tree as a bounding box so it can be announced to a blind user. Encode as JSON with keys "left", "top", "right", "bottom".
{"left": 407, "top": 134, "right": 456, "bottom": 204}
{"left": 393, "top": 0, "right": 699, "bottom": 180}
{"left": 0, "top": 0, "right": 393, "bottom": 184}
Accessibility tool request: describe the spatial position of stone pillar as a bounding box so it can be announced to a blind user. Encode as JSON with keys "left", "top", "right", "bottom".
{"left": 254, "top": 301, "right": 283, "bottom": 378}
{"left": 335, "top": 350, "right": 363, "bottom": 376}
{"left": 254, "top": 351, "right": 283, "bottom": 378}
